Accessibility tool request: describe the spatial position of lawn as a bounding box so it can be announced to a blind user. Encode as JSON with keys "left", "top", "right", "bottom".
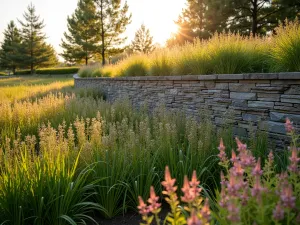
{"left": 0, "top": 76, "right": 298, "bottom": 225}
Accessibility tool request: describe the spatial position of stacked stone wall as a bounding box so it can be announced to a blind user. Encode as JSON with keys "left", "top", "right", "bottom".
{"left": 74, "top": 73, "right": 300, "bottom": 149}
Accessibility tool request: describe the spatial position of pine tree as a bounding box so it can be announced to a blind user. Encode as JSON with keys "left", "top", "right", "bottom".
{"left": 167, "top": 0, "right": 232, "bottom": 46}
{"left": 61, "top": 0, "right": 100, "bottom": 65}
{"left": 229, "top": 0, "right": 284, "bottom": 36}
{"left": 130, "top": 24, "right": 154, "bottom": 54}
{"left": 18, "top": 3, "right": 58, "bottom": 73}
{"left": 0, "top": 21, "right": 22, "bottom": 74}
{"left": 95, "top": 0, "right": 131, "bottom": 65}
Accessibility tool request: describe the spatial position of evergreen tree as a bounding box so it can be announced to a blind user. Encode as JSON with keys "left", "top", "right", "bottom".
{"left": 61, "top": 0, "right": 100, "bottom": 65}
{"left": 229, "top": 0, "right": 284, "bottom": 36}
{"left": 0, "top": 21, "right": 22, "bottom": 74}
{"left": 130, "top": 24, "right": 154, "bottom": 54}
{"left": 18, "top": 3, "right": 58, "bottom": 73}
{"left": 167, "top": 0, "right": 232, "bottom": 46}
{"left": 95, "top": 0, "right": 131, "bottom": 65}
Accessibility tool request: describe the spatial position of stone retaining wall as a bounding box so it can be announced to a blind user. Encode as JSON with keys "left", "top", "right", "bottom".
{"left": 74, "top": 73, "right": 300, "bottom": 149}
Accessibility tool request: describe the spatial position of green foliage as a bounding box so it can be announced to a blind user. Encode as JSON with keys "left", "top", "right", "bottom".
{"left": 269, "top": 19, "right": 300, "bottom": 72}
{"left": 0, "top": 76, "right": 278, "bottom": 223}
{"left": 95, "top": 0, "right": 132, "bottom": 65}
{"left": 0, "top": 21, "right": 22, "bottom": 74}
{"left": 14, "top": 67, "right": 79, "bottom": 75}
{"left": 18, "top": 3, "right": 58, "bottom": 73}
{"left": 130, "top": 24, "right": 155, "bottom": 54}
{"left": 61, "top": 0, "right": 100, "bottom": 65}
{"left": 0, "top": 72, "right": 8, "bottom": 76}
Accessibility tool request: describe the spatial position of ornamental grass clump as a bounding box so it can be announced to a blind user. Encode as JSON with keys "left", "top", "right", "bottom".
{"left": 138, "top": 118, "right": 300, "bottom": 225}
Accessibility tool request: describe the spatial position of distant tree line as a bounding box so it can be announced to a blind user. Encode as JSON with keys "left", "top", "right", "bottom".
{"left": 0, "top": 3, "right": 58, "bottom": 74}
{"left": 167, "top": 0, "right": 300, "bottom": 46}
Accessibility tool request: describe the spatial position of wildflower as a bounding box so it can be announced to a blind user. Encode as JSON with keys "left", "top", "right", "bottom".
{"left": 147, "top": 186, "right": 161, "bottom": 213}
{"left": 252, "top": 158, "right": 263, "bottom": 176}
{"left": 190, "top": 170, "right": 200, "bottom": 188}
{"left": 288, "top": 146, "right": 299, "bottom": 173}
{"left": 268, "top": 151, "right": 274, "bottom": 164}
{"left": 231, "top": 150, "right": 238, "bottom": 163}
{"left": 239, "top": 150, "right": 256, "bottom": 168}
{"left": 138, "top": 196, "right": 149, "bottom": 216}
{"left": 182, "top": 176, "right": 195, "bottom": 203}
{"left": 182, "top": 171, "right": 201, "bottom": 203}
{"left": 240, "top": 187, "right": 249, "bottom": 206}
{"left": 235, "top": 137, "right": 247, "bottom": 152}
{"left": 200, "top": 199, "right": 210, "bottom": 222}
{"left": 226, "top": 200, "right": 240, "bottom": 223}
{"left": 285, "top": 118, "right": 294, "bottom": 133}
{"left": 273, "top": 203, "right": 284, "bottom": 221}
{"left": 280, "top": 184, "right": 296, "bottom": 209}
{"left": 232, "top": 161, "right": 244, "bottom": 177}
{"left": 187, "top": 210, "right": 201, "bottom": 225}
{"left": 218, "top": 138, "right": 227, "bottom": 162}
{"left": 227, "top": 172, "right": 241, "bottom": 195}
{"left": 251, "top": 176, "right": 265, "bottom": 199}
{"left": 161, "top": 166, "right": 177, "bottom": 193}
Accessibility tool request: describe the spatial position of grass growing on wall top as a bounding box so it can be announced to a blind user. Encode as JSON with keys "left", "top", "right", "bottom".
{"left": 79, "top": 19, "right": 300, "bottom": 78}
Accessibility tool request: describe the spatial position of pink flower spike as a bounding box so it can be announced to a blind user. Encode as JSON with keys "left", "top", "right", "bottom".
{"left": 161, "top": 166, "right": 177, "bottom": 193}
{"left": 235, "top": 137, "right": 247, "bottom": 152}
{"left": 147, "top": 186, "right": 161, "bottom": 213}
{"left": 190, "top": 170, "right": 200, "bottom": 188}
{"left": 273, "top": 203, "right": 284, "bottom": 221}
{"left": 288, "top": 146, "right": 300, "bottom": 173}
{"left": 181, "top": 176, "right": 194, "bottom": 203}
{"left": 218, "top": 138, "right": 227, "bottom": 162}
{"left": 200, "top": 199, "right": 211, "bottom": 222}
{"left": 187, "top": 210, "right": 201, "bottom": 225}
{"left": 231, "top": 150, "right": 238, "bottom": 163}
{"left": 285, "top": 118, "right": 294, "bottom": 133}
{"left": 280, "top": 184, "right": 296, "bottom": 209}
{"left": 252, "top": 158, "right": 263, "bottom": 176}
{"left": 138, "top": 196, "right": 149, "bottom": 216}
{"left": 268, "top": 151, "right": 274, "bottom": 163}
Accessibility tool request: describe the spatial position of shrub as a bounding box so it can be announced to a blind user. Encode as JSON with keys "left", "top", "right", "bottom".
{"left": 0, "top": 72, "right": 7, "bottom": 76}
{"left": 269, "top": 19, "right": 300, "bottom": 72}
{"left": 14, "top": 67, "right": 79, "bottom": 75}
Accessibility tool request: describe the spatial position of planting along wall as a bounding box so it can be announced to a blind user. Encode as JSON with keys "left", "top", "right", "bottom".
{"left": 74, "top": 73, "right": 300, "bottom": 149}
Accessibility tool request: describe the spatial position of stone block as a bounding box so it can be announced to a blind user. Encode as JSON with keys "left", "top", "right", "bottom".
{"left": 270, "top": 111, "right": 300, "bottom": 123}
{"left": 278, "top": 72, "right": 300, "bottom": 79}
{"left": 257, "top": 93, "right": 280, "bottom": 101}
{"left": 233, "top": 126, "right": 248, "bottom": 137}
{"left": 215, "top": 83, "right": 229, "bottom": 90}
{"left": 281, "top": 98, "right": 300, "bottom": 104}
{"left": 260, "top": 121, "right": 286, "bottom": 134}
{"left": 229, "top": 83, "right": 255, "bottom": 92}
{"left": 248, "top": 101, "right": 274, "bottom": 109}
{"left": 285, "top": 85, "right": 300, "bottom": 94}
{"left": 243, "top": 73, "right": 278, "bottom": 80}
{"left": 198, "top": 75, "right": 217, "bottom": 80}
{"left": 217, "top": 74, "right": 244, "bottom": 80}
{"left": 242, "top": 113, "right": 261, "bottom": 122}
{"left": 230, "top": 92, "right": 256, "bottom": 100}
{"left": 232, "top": 100, "right": 248, "bottom": 108}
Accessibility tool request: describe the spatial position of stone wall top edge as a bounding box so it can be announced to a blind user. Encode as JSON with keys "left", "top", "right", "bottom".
{"left": 74, "top": 72, "right": 300, "bottom": 81}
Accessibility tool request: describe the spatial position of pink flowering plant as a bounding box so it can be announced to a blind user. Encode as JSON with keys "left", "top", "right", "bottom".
{"left": 138, "top": 118, "right": 299, "bottom": 224}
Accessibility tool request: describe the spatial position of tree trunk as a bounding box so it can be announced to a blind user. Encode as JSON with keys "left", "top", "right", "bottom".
{"left": 252, "top": 0, "right": 258, "bottom": 37}
{"left": 12, "top": 65, "right": 16, "bottom": 75}
{"left": 100, "top": 0, "right": 105, "bottom": 66}
{"left": 31, "top": 62, "right": 34, "bottom": 74}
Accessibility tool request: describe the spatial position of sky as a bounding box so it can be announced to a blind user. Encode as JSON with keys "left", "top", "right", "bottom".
{"left": 0, "top": 0, "right": 186, "bottom": 59}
